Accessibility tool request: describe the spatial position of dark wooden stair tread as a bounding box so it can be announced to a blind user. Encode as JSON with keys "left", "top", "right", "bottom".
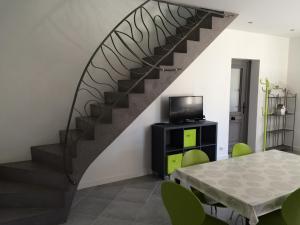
{"left": 143, "top": 54, "right": 173, "bottom": 66}
{"left": 130, "top": 66, "right": 156, "bottom": 75}
{"left": 31, "top": 144, "right": 64, "bottom": 157}
{"left": 0, "top": 161, "right": 70, "bottom": 190}
{"left": 0, "top": 180, "right": 59, "bottom": 193}
{"left": 0, "top": 208, "right": 59, "bottom": 224}
{"left": 143, "top": 55, "right": 164, "bottom": 63}
{"left": 130, "top": 66, "right": 160, "bottom": 80}
{"left": 76, "top": 116, "right": 97, "bottom": 125}
{"left": 0, "top": 161, "right": 63, "bottom": 174}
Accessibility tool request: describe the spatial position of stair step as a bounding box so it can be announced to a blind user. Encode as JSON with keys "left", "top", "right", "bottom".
{"left": 0, "top": 180, "right": 64, "bottom": 208}
{"left": 154, "top": 42, "right": 187, "bottom": 55}
{"left": 130, "top": 67, "right": 160, "bottom": 80}
{"left": 31, "top": 144, "right": 70, "bottom": 171}
{"left": 186, "top": 13, "right": 212, "bottom": 29}
{"left": 90, "top": 104, "right": 112, "bottom": 123}
{"left": 104, "top": 92, "right": 129, "bottom": 108}
{"left": 0, "top": 208, "right": 64, "bottom": 225}
{"left": 0, "top": 161, "right": 69, "bottom": 190}
{"left": 176, "top": 26, "right": 200, "bottom": 41}
{"left": 118, "top": 79, "right": 144, "bottom": 93}
{"left": 185, "top": 11, "right": 208, "bottom": 25}
{"left": 75, "top": 117, "right": 97, "bottom": 139}
{"left": 196, "top": 9, "right": 225, "bottom": 18}
{"left": 59, "top": 129, "right": 91, "bottom": 145}
{"left": 142, "top": 54, "right": 173, "bottom": 66}
{"left": 166, "top": 34, "right": 185, "bottom": 45}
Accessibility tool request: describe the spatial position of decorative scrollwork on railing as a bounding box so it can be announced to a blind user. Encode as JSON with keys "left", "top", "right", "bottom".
{"left": 63, "top": 0, "right": 228, "bottom": 184}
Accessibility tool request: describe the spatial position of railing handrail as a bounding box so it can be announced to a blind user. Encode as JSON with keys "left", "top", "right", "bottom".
{"left": 63, "top": 0, "right": 152, "bottom": 183}
{"left": 63, "top": 0, "right": 228, "bottom": 184}
{"left": 154, "top": 0, "right": 233, "bottom": 17}
{"left": 110, "top": 12, "right": 212, "bottom": 109}
{"left": 64, "top": 0, "right": 152, "bottom": 145}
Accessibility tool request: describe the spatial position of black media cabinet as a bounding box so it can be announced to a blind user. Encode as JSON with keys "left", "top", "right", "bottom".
{"left": 152, "top": 121, "right": 218, "bottom": 179}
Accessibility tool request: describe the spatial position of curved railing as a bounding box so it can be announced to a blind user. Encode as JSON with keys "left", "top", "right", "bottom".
{"left": 63, "top": 0, "right": 227, "bottom": 183}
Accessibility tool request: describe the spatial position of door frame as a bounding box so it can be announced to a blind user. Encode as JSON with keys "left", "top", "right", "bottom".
{"left": 229, "top": 59, "right": 251, "bottom": 149}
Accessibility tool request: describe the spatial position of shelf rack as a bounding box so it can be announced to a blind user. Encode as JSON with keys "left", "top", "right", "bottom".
{"left": 152, "top": 121, "right": 217, "bottom": 179}
{"left": 266, "top": 88, "right": 297, "bottom": 152}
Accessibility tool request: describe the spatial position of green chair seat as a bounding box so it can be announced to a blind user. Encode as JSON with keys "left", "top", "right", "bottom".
{"left": 205, "top": 215, "right": 228, "bottom": 225}
{"left": 257, "top": 210, "right": 286, "bottom": 225}
{"left": 182, "top": 150, "right": 226, "bottom": 209}
{"left": 161, "top": 181, "right": 228, "bottom": 225}
{"left": 182, "top": 149, "right": 210, "bottom": 167}
{"left": 232, "top": 143, "right": 252, "bottom": 158}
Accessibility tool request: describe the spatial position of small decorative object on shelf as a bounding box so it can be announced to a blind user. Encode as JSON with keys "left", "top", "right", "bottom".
{"left": 276, "top": 104, "right": 286, "bottom": 116}
{"left": 261, "top": 79, "right": 297, "bottom": 152}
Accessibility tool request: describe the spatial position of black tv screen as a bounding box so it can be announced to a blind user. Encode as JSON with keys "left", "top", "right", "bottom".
{"left": 169, "top": 96, "right": 203, "bottom": 123}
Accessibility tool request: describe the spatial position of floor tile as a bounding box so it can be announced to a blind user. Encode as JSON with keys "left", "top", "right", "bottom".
{"left": 114, "top": 187, "right": 152, "bottom": 203}
{"left": 72, "top": 188, "right": 93, "bottom": 207}
{"left": 65, "top": 175, "right": 244, "bottom": 225}
{"left": 72, "top": 197, "right": 110, "bottom": 218}
{"left": 87, "top": 183, "right": 124, "bottom": 200}
{"left": 125, "top": 176, "right": 160, "bottom": 190}
{"left": 93, "top": 216, "right": 134, "bottom": 225}
{"left": 152, "top": 181, "right": 162, "bottom": 196}
{"left": 134, "top": 222, "right": 171, "bottom": 225}
{"left": 62, "top": 212, "right": 96, "bottom": 225}
{"left": 101, "top": 200, "right": 144, "bottom": 221}
{"left": 136, "top": 195, "right": 171, "bottom": 225}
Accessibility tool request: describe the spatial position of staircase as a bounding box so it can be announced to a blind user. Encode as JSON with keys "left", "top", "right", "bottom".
{"left": 0, "top": 1, "right": 237, "bottom": 224}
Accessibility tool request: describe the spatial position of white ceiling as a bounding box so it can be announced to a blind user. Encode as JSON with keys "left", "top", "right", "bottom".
{"left": 170, "top": 0, "right": 300, "bottom": 38}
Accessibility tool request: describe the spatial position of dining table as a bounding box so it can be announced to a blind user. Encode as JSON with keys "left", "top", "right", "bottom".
{"left": 171, "top": 150, "right": 300, "bottom": 225}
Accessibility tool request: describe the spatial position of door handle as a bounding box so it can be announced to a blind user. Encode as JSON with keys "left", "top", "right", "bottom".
{"left": 242, "top": 102, "right": 246, "bottom": 114}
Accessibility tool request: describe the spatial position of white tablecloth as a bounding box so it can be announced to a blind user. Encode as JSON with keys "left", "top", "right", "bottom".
{"left": 171, "top": 150, "right": 300, "bottom": 225}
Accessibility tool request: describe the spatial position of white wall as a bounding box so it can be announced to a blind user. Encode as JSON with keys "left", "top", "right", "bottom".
{"left": 0, "top": 1, "right": 290, "bottom": 189}
{"left": 0, "top": 0, "right": 141, "bottom": 163}
{"left": 287, "top": 37, "right": 300, "bottom": 151}
{"left": 79, "top": 29, "right": 289, "bottom": 188}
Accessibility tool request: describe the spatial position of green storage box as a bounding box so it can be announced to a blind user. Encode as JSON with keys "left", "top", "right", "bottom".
{"left": 167, "top": 153, "right": 183, "bottom": 174}
{"left": 184, "top": 129, "right": 197, "bottom": 148}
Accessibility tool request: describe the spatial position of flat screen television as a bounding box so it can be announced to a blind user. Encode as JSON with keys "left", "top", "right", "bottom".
{"left": 169, "top": 96, "right": 203, "bottom": 123}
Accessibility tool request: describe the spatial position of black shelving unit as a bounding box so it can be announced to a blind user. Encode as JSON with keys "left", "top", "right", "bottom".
{"left": 266, "top": 89, "right": 297, "bottom": 151}
{"left": 152, "top": 121, "right": 217, "bottom": 179}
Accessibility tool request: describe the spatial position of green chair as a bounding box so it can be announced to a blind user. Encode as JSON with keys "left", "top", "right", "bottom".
{"left": 161, "top": 181, "right": 228, "bottom": 225}
{"left": 258, "top": 188, "right": 300, "bottom": 225}
{"left": 231, "top": 143, "right": 252, "bottom": 158}
{"left": 181, "top": 150, "right": 226, "bottom": 216}
{"left": 181, "top": 150, "right": 210, "bottom": 204}
{"left": 182, "top": 149, "right": 210, "bottom": 167}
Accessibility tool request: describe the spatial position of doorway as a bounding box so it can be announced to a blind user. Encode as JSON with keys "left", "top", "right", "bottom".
{"left": 228, "top": 59, "right": 251, "bottom": 154}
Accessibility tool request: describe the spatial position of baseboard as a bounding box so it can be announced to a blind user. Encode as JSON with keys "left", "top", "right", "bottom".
{"left": 293, "top": 146, "right": 300, "bottom": 153}
{"left": 217, "top": 154, "right": 229, "bottom": 160}
{"left": 78, "top": 169, "right": 152, "bottom": 190}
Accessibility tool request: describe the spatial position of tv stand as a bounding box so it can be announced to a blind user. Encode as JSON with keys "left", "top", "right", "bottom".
{"left": 152, "top": 121, "right": 217, "bottom": 179}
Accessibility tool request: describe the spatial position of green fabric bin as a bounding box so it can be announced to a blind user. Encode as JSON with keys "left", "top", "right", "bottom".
{"left": 167, "top": 153, "right": 183, "bottom": 174}
{"left": 184, "top": 129, "right": 196, "bottom": 148}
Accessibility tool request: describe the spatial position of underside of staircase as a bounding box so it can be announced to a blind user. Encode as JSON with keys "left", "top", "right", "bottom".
{"left": 0, "top": 1, "right": 237, "bottom": 224}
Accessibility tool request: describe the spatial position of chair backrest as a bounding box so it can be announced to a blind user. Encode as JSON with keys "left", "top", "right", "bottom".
{"left": 181, "top": 149, "right": 209, "bottom": 167}
{"left": 161, "top": 181, "right": 205, "bottom": 225}
{"left": 232, "top": 143, "right": 252, "bottom": 158}
{"left": 282, "top": 188, "right": 300, "bottom": 225}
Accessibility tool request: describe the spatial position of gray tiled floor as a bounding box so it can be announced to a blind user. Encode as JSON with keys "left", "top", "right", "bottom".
{"left": 64, "top": 175, "right": 244, "bottom": 225}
